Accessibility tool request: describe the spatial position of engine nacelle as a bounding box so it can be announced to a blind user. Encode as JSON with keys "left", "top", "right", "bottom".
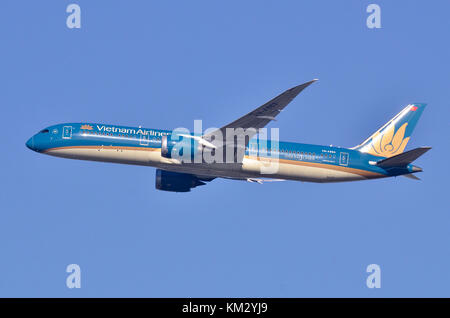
{"left": 155, "top": 169, "right": 206, "bottom": 192}
{"left": 161, "top": 134, "right": 202, "bottom": 162}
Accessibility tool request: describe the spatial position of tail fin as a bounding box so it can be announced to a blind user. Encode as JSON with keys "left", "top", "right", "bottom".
{"left": 353, "top": 103, "right": 427, "bottom": 157}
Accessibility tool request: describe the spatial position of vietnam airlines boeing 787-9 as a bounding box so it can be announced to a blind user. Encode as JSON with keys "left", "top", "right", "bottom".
{"left": 26, "top": 80, "right": 430, "bottom": 192}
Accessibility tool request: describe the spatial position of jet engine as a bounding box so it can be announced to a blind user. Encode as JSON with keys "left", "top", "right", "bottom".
{"left": 161, "top": 134, "right": 203, "bottom": 160}
{"left": 155, "top": 169, "right": 210, "bottom": 192}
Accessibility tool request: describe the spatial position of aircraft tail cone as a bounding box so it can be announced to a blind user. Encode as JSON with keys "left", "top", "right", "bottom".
{"left": 411, "top": 165, "right": 423, "bottom": 173}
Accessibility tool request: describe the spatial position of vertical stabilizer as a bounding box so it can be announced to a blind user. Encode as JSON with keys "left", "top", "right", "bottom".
{"left": 353, "top": 104, "right": 426, "bottom": 157}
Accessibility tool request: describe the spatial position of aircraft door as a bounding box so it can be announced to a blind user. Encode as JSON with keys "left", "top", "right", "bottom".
{"left": 62, "top": 126, "right": 72, "bottom": 139}
{"left": 339, "top": 152, "right": 349, "bottom": 166}
{"left": 140, "top": 134, "right": 149, "bottom": 146}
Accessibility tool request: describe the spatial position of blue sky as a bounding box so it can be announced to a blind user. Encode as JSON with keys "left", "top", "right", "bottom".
{"left": 0, "top": 0, "right": 449, "bottom": 297}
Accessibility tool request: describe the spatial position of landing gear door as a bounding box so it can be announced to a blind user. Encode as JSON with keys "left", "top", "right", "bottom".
{"left": 62, "top": 126, "right": 72, "bottom": 139}
{"left": 140, "top": 134, "right": 149, "bottom": 146}
{"left": 339, "top": 152, "right": 349, "bottom": 166}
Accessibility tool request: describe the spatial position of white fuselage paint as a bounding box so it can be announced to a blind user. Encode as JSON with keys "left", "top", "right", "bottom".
{"left": 45, "top": 147, "right": 371, "bottom": 183}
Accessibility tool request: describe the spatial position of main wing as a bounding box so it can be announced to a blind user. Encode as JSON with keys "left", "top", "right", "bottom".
{"left": 203, "top": 79, "right": 318, "bottom": 143}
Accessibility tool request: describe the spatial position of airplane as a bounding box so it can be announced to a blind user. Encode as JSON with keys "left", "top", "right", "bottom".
{"left": 26, "top": 79, "right": 431, "bottom": 192}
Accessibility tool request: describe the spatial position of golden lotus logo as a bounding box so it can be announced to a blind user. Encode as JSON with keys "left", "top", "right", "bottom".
{"left": 80, "top": 124, "right": 93, "bottom": 130}
{"left": 367, "top": 123, "right": 409, "bottom": 157}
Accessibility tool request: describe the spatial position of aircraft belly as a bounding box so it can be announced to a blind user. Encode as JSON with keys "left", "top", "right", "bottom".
{"left": 45, "top": 147, "right": 161, "bottom": 167}
{"left": 241, "top": 157, "right": 365, "bottom": 182}
{"left": 45, "top": 147, "right": 367, "bottom": 182}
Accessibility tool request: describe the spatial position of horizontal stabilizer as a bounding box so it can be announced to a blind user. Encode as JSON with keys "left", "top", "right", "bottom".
{"left": 402, "top": 173, "right": 421, "bottom": 180}
{"left": 376, "top": 147, "right": 431, "bottom": 168}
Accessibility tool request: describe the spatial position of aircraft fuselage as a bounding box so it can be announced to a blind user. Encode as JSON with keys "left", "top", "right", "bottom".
{"left": 25, "top": 123, "right": 415, "bottom": 183}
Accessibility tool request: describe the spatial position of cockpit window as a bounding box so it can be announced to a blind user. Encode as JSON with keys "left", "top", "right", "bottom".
{"left": 40, "top": 129, "right": 49, "bottom": 134}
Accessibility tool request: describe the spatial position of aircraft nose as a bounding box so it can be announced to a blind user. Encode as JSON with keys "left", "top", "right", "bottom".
{"left": 26, "top": 137, "right": 35, "bottom": 151}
